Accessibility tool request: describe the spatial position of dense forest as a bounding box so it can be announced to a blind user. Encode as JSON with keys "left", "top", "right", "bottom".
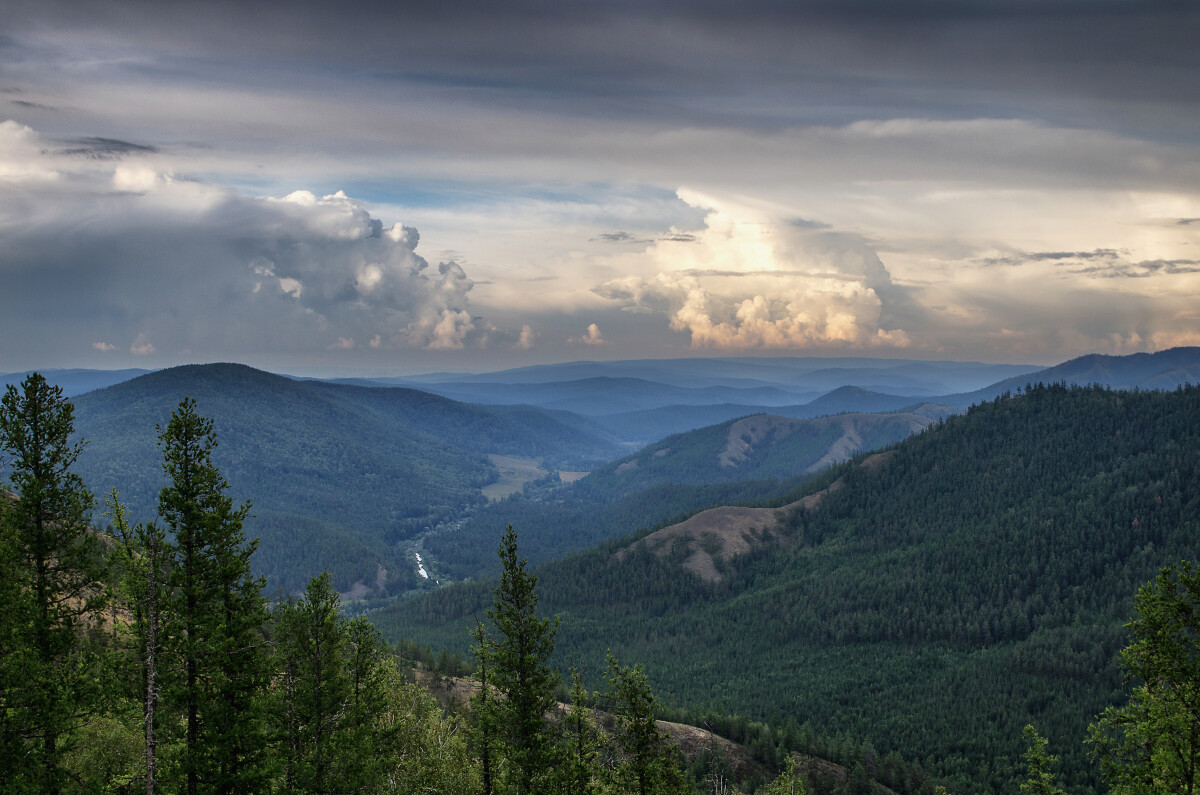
{"left": 422, "top": 410, "right": 935, "bottom": 580}
{"left": 65, "top": 363, "right": 622, "bottom": 596}
{"left": 7, "top": 370, "right": 1200, "bottom": 794}
{"left": 376, "top": 384, "right": 1200, "bottom": 794}
{"left": 2, "top": 371, "right": 923, "bottom": 794}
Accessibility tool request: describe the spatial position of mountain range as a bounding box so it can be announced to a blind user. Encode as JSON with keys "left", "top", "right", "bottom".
{"left": 5, "top": 347, "right": 1200, "bottom": 792}
{"left": 374, "top": 382, "right": 1200, "bottom": 794}
{"left": 64, "top": 363, "right": 620, "bottom": 595}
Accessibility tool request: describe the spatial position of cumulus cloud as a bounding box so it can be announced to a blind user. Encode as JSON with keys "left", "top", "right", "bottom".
{"left": 0, "top": 122, "right": 487, "bottom": 364}
{"left": 594, "top": 191, "right": 914, "bottom": 351}
{"left": 517, "top": 324, "right": 536, "bottom": 350}
{"left": 130, "top": 333, "right": 156, "bottom": 356}
{"left": 570, "top": 323, "right": 605, "bottom": 346}
{"left": 92, "top": 341, "right": 116, "bottom": 353}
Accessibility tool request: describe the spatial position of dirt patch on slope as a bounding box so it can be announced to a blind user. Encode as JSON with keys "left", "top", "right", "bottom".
{"left": 805, "top": 416, "right": 924, "bottom": 474}
{"left": 659, "top": 721, "right": 774, "bottom": 782}
{"left": 720, "top": 415, "right": 801, "bottom": 467}
{"left": 616, "top": 477, "right": 845, "bottom": 583}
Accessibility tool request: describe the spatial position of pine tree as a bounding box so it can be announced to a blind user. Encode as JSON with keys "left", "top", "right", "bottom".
{"left": 157, "top": 398, "right": 270, "bottom": 794}
{"left": 488, "top": 525, "right": 562, "bottom": 795}
{"left": 108, "top": 492, "right": 169, "bottom": 795}
{"left": 563, "top": 668, "right": 604, "bottom": 794}
{"left": 1089, "top": 561, "right": 1200, "bottom": 795}
{"left": 603, "top": 653, "right": 686, "bottom": 795}
{"left": 0, "top": 373, "right": 107, "bottom": 794}
{"left": 1020, "top": 725, "right": 1065, "bottom": 795}
{"left": 471, "top": 620, "right": 499, "bottom": 795}
{"left": 273, "top": 571, "right": 391, "bottom": 793}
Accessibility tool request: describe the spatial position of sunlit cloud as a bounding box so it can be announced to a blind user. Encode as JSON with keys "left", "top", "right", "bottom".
{"left": 594, "top": 191, "right": 913, "bottom": 352}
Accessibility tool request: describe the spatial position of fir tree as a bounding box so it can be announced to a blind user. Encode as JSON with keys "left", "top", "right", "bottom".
{"left": 603, "top": 653, "right": 686, "bottom": 795}
{"left": 157, "top": 398, "right": 270, "bottom": 794}
{"left": 108, "top": 492, "right": 169, "bottom": 795}
{"left": 488, "top": 525, "right": 562, "bottom": 795}
{"left": 564, "top": 668, "right": 604, "bottom": 794}
{"left": 470, "top": 620, "right": 499, "bottom": 795}
{"left": 273, "top": 571, "right": 391, "bottom": 793}
{"left": 0, "top": 373, "right": 106, "bottom": 794}
{"left": 1090, "top": 561, "right": 1200, "bottom": 795}
{"left": 1020, "top": 725, "right": 1065, "bottom": 795}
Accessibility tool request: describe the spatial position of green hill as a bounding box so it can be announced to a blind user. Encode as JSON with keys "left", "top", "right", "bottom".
{"left": 419, "top": 410, "right": 940, "bottom": 580}
{"left": 373, "top": 384, "right": 1200, "bottom": 794}
{"left": 66, "top": 363, "right": 622, "bottom": 595}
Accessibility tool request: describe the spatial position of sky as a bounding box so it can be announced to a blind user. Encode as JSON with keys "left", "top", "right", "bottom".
{"left": 2, "top": 0, "right": 1199, "bottom": 376}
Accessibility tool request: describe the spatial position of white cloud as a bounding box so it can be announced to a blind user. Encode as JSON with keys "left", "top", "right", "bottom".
{"left": 328, "top": 336, "right": 355, "bottom": 350}
{"left": 0, "top": 123, "right": 490, "bottom": 363}
{"left": 92, "top": 341, "right": 116, "bottom": 352}
{"left": 0, "top": 121, "right": 61, "bottom": 183}
{"left": 517, "top": 324, "right": 536, "bottom": 350}
{"left": 570, "top": 323, "right": 605, "bottom": 346}
{"left": 130, "top": 333, "right": 156, "bottom": 356}
{"left": 594, "top": 191, "right": 913, "bottom": 352}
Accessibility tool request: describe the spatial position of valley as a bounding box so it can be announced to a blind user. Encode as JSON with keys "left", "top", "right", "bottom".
{"left": 6, "top": 348, "right": 1200, "bottom": 793}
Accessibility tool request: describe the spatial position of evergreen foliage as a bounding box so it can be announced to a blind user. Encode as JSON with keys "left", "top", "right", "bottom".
{"left": 156, "top": 398, "right": 272, "bottom": 794}
{"left": 1020, "top": 726, "right": 1065, "bottom": 795}
{"left": 0, "top": 373, "right": 107, "bottom": 794}
{"left": 602, "top": 652, "right": 688, "bottom": 794}
{"left": 273, "top": 571, "right": 392, "bottom": 792}
{"left": 107, "top": 491, "right": 169, "bottom": 794}
{"left": 487, "top": 525, "right": 563, "bottom": 794}
{"left": 382, "top": 384, "right": 1200, "bottom": 793}
{"left": 1089, "top": 561, "right": 1200, "bottom": 795}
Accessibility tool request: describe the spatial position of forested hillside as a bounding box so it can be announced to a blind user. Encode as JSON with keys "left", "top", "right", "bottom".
{"left": 65, "top": 363, "right": 621, "bottom": 595}
{"left": 376, "top": 384, "right": 1200, "bottom": 794}
{"left": 420, "top": 410, "right": 937, "bottom": 580}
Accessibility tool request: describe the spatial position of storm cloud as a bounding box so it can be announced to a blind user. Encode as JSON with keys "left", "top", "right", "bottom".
{"left": 2, "top": 1, "right": 1199, "bottom": 371}
{"left": 0, "top": 122, "right": 482, "bottom": 366}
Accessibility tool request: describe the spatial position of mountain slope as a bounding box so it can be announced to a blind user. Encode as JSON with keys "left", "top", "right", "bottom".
{"left": 942, "top": 346, "right": 1200, "bottom": 406}
{"left": 66, "top": 363, "right": 621, "bottom": 594}
{"left": 418, "top": 410, "right": 939, "bottom": 581}
{"left": 377, "top": 384, "right": 1200, "bottom": 794}
{"left": 2, "top": 368, "right": 151, "bottom": 396}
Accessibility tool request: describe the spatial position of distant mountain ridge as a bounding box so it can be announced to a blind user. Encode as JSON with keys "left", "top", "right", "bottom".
{"left": 1, "top": 368, "right": 151, "bottom": 396}
{"left": 376, "top": 383, "right": 1200, "bottom": 794}
{"left": 936, "top": 346, "right": 1200, "bottom": 407}
{"left": 64, "top": 363, "right": 621, "bottom": 596}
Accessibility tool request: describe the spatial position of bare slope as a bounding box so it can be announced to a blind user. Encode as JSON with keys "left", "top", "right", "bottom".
{"left": 617, "top": 454, "right": 892, "bottom": 582}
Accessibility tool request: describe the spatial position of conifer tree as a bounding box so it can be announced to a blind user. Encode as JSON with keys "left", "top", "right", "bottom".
{"left": 273, "top": 571, "right": 391, "bottom": 793}
{"left": 0, "top": 373, "right": 106, "bottom": 794}
{"left": 563, "top": 668, "right": 604, "bottom": 794}
{"left": 157, "top": 398, "right": 270, "bottom": 794}
{"left": 603, "top": 653, "right": 686, "bottom": 795}
{"left": 108, "top": 492, "right": 169, "bottom": 795}
{"left": 470, "top": 620, "right": 499, "bottom": 795}
{"left": 488, "top": 525, "right": 561, "bottom": 795}
{"left": 1090, "top": 561, "right": 1200, "bottom": 795}
{"left": 1020, "top": 725, "right": 1065, "bottom": 795}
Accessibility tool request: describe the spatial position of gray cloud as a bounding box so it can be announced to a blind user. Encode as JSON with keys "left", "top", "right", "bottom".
{"left": 974, "top": 249, "right": 1200, "bottom": 280}
{"left": 5, "top": 0, "right": 1197, "bottom": 142}
{"left": 1070, "top": 260, "right": 1200, "bottom": 279}
{"left": 57, "top": 137, "right": 158, "bottom": 158}
{"left": 0, "top": 127, "right": 488, "bottom": 366}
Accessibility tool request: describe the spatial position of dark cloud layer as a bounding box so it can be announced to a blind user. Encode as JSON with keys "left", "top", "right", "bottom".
{"left": 2, "top": 2, "right": 1199, "bottom": 370}
{"left": 7, "top": 0, "right": 1198, "bottom": 141}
